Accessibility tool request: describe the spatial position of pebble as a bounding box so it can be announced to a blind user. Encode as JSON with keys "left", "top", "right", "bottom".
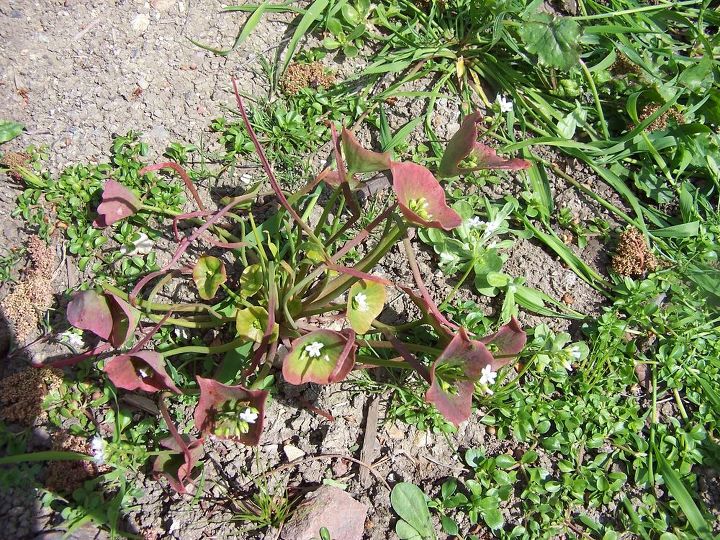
{"left": 131, "top": 13, "right": 150, "bottom": 33}
{"left": 283, "top": 444, "right": 305, "bottom": 462}
{"left": 280, "top": 486, "right": 368, "bottom": 540}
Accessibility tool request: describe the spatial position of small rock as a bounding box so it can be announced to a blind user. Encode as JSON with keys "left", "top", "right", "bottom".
{"left": 130, "top": 13, "right": 150, "bottom": 33}
{"left": 385, "top": 423, "right": 405, "bottom": 441}
{"left": 280, "top": 486, "right": 368, "bottom": 540}
{"left": 283, "top": 444, "right": 305, "bottom": 462}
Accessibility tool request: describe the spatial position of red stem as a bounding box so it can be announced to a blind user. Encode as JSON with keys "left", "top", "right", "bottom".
{"left": 140, "top": 162, "right": 205, "bottom": 211}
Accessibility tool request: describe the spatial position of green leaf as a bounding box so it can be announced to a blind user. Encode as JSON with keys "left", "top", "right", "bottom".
{"left": 396, "top": 520, "right": 422, "bottom": 540}
{"left": 483, "top": 507, "right": 504, "bottom": 530}
{"left": 240, "top": 264, "right": 264, "bottom": 298}
{"left": 440, "top": 516, "right": 458, "bottom": 535}
{"left": 282, "top": 329, "right": 356, "bottom": 385}
{"left": 236, "top": 306, "right": 278, "bottom": 343}
{"left": 0, "top": 120, "right": 24, "bottom": 144}
{"left": 651, "top": 222, "right": 699, "bottom": 238}
{"left": 192, "top": 255, "right": 227, "bottom": 300}
{"left": 347, "top": 279, "right": 386, "bottom": 334}
{"left": 519, "top": 13, "right": 582, "bottom": 71}
{"left": 391, "top": 482, "right": 435, "bottom": 539}
{"left": 557, "top": 105, "right": 587, "bottom": 139}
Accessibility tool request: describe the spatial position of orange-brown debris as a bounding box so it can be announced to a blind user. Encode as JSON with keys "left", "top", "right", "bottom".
{"left": 611, "top": 227, "right": 657, "bottom": 276}
{"left": 280, "top": 62, "right": 335, "bottom": 95}
{"left": 45, "top": 432, "right": 100, "bottom": 493}
{"left": 0, "top": 367, "right": 62, "bottom": 425}
{"left": 0, "top": 235, "right": 56, "bottom": 342}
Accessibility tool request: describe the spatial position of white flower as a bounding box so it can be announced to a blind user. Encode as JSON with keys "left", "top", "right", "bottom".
{"left": 479, "top": 365, "right": 497, "bottom": 386}
{"left": 466, "top": 216, "right": 483, "bottom": 229}
{"left": 238, "top": 407, "right": 258, "bottom": 424}
{"left": 305, "top": 341, "right": 324, "bottom": 358}
{"left": 90, "top": 435, "right": 106, "bottom": 465}
{"left": 240, "top": 173, "right": 253, "bottom": 185}
{"left": 440, "top": 252, "right": 458, "bottom": 263}
{"left": 120, "top": 232, "right": 154, "bottom": 256}
{"left": 174, "top": 326, "right": 191, "bottom": 340}
{"left": 354, "top": 292, "right": 369, "bottom": 312}
{"left": 569, "top": 346, "right": 582, "bottom": 360}
{"left": 60, "top": 330, "right": 85, "bottom": 350}
{"left": 483, "top": 217, "right": 502, "bottom": 238}
{"left": 496, "top": 94, "right": 513, "bottom": 113}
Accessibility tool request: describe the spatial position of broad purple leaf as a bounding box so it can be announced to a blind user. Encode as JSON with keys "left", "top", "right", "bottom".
{"left": 66, "top": 290, "right": 113, "bottom": 341}
{"left": 104, "top": 351, "right": 181, "bottom": 394}
{"left": 391, "top": 161, "right": 462, "bottom": 230}
{"left": 425, "top": 328, "right": 494, "bottom": 427}
{"left": 93, "top": 180, "right": 141, "bottom": 227}
{"left": 438, "top": 111, "right": 531, "bottom": 178}
{"left": 342, "top": 127, "right": 391, "bottom": 175}
{"left": 152, "top": 435, "right": 204, "bottom": 494}
{"left": 480, "top": 316, "right": 527, "bottom": 364}
{"left": 107, "top": 293, "right": 140, "bottom": 348}
{"left": 193, "top": 376, "right": 268, "bottom": 445}
{"left": 283, "top": 329, "right": 357, "bottom": 385}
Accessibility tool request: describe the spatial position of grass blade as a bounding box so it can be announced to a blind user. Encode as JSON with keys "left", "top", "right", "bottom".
{"left": 656, "top": 452, "right": 713, "bottom": 540}
{"left": 189, "top": 1, "right": 270, "bottom": 56}
{"left": 0, "top": 451, "right": 93, "bottom": 464}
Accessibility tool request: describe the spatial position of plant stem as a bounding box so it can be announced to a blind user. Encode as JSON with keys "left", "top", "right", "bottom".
{"left": 439, "top": 262, "right": 474, "bottom": 311}
{"left": 306, "top": 221, "right": 406, "bottom": 310}
{"left": 162, "top": 336, "right": 248, "bottom": 358}
{"left": 357, "top": 339, "right": 440, "bottom": 355}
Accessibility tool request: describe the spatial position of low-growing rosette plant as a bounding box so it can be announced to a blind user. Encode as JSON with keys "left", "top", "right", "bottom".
{"left": 49, "top": 90, "right": 531, "bottom": 493}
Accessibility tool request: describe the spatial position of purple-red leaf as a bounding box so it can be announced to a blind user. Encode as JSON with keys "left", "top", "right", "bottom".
{"left": 282, "top": 329, "right": 357, "bottom": 385}
{"left": 103, "top": 351, "right": 181, "bottom": 394}
{"left": 425, "top": 328, "right": 494, "bottom": 427}
{"left": 438, "top": 111, "right": 531, "bottom": 178}
{"left": 193, "top": 376, "right": 268, "bottom": 445}
{"left": 391, "top": 162, "right": 462, "bottom": 230}
{"left": 67, "top": 290, "right": 113, "bottom": 341}
{"left": 152, "top": 436, "right": 204, "bottom": 494}
{"left": 480, "top": 316, "right": 527, "bottom": 361}
{"left": 107, "top": 293, "right": 140, "bottom": 348}
{"left": 93, "top": 180, "right": 141, "bottom": 228}
{"left": 342, "top": 127, "right": 391, "bottom": 175}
